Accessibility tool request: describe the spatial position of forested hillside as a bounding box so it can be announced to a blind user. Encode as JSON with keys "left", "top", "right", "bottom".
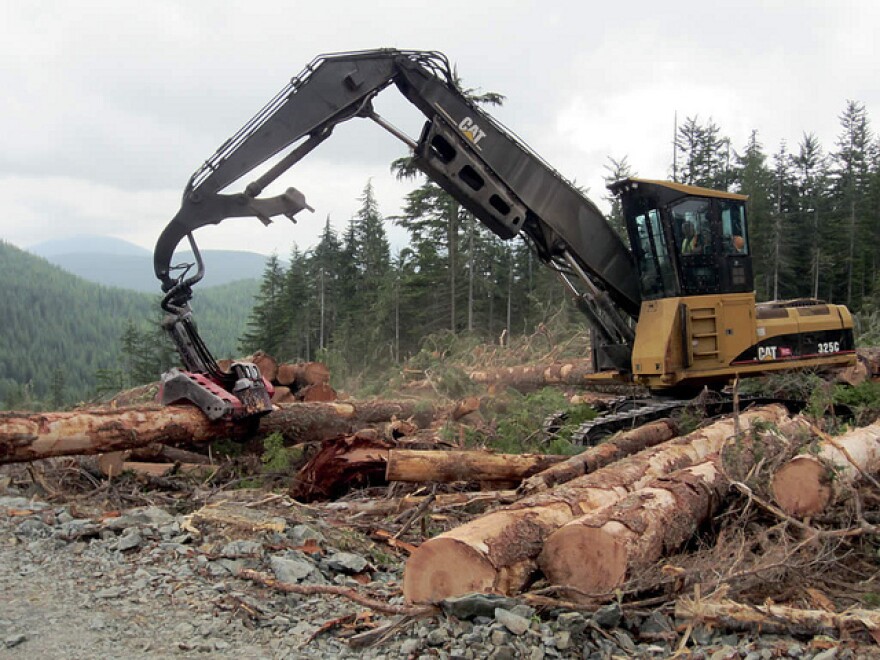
{"left": 0, "top": 241, "right": 256, "bottom": 408}
{"left": 29, "top": 234, "right": 269, "bottom": 292}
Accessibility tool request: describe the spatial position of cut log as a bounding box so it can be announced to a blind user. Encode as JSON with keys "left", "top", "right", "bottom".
{"left": 261, "top": 400, "right": 433, "bottom": 444}
{"left": 290, "top": 431, "right": 392, "bottom": 501}
{"left": 386, "top": 449, "right": 566, "bottom": 483}
{"left": 271, "top": 386, "right": 296, "bottom": 404}
{"left": 276, "top": 361, "right": 331, "bottom": 389}
{"left": 675, "top": 597, "right": 880, "bottom": 641}
{"left": 0, "top": 399, "right": 433, "bottom": 465}
{"left": 540, "top": 458, "right": 726, "bottom": 596}
{"left": 540, "top": 416, "right": 813, "bottom": 597}
{"left": 128, "top": 444, "right": 212, "bottom": 465}
{"left": 119, "top": 461, "right": 210, "bottom": 477}
{"left": 320, "top": 490, "right": 520, "bottom": 517}
{"left": 772, "top": 420, "right": 880, "bottom": 516}
{"left": 466, "top": 359, "right": 594, "bottom": 392}
{"left": 451, "top": 397, "right": 482, "bottom": 421}
{"left": 249, "top": 351, "right": 278, "bottom": 383}
{"left": 97, "top": 451, "right": 127, "bottom": 477}
{"left": 298, "top": 361, "right": 331, "bottom": 386}
{"left": 519, "top": 419, "right": 678, "bottom": 495}
{"left": 276, "top": 362, "right": 299, "bottom": 386}
{"left": 297, "top": 383, "right": 338, "bottom": 402}
{"left": 402, "top": 405, "right": 788, "bottom": 603}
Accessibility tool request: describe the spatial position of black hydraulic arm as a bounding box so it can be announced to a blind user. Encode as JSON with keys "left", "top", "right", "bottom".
{"left": 154, "top": 48, "right": 641, "bottom": 373}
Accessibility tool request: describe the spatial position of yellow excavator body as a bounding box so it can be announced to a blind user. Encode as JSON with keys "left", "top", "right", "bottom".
{"left": 628, "top": 294, "right": 855, "bottom": 390}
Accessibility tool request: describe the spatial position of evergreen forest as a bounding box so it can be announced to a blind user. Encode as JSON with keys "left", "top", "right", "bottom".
{"left": 0, "top": 241, "right": 257, "bottom": 408}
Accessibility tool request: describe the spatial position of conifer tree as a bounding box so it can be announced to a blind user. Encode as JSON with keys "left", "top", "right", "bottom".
{"left": 792, "top": 133, "right": 830, "bottom": 298}
{"left": 832, "top": 100, "right": 875, "bottom": 307}
{"left": 731, "top": 131, "right": 774, "bottom": 299}
{"left": 239, "top": 254, "right": 286, "bottom": 355}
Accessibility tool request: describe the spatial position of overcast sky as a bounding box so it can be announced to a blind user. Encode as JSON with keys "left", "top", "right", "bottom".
{"left": 1, "top": 0, "right": 877, "bottom": 261}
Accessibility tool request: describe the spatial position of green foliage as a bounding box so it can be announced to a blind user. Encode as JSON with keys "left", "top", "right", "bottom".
{"left": 862, "top": 592, "right": 880, "bottom": 608}
{"left": 829, "top": 380, "right": 880, "bottom": 425}
{"left": 260, "top": 432, "right": 302, "bottom": 472}
{"left": 210, "top": 438, "right": 245, "bottom": 459}
{"left": 461, "top": 388, "right": 594, "bottom": 455}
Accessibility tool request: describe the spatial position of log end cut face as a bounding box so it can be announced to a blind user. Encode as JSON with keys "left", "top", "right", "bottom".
{"left": 771, "top": 456, "right": 832, "bottom": 517}
{"left": 539, "top": 522, "right": 628, "bottom": 595}
{"left": 403, "top": 538, "right": 497, "bottom": 604}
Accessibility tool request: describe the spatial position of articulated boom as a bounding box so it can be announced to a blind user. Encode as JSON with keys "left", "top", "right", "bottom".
{"left": 154, "top": 49, "right": 642, "bottom": 418}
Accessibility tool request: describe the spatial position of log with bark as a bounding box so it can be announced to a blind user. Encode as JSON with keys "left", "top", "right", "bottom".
{"left": 402, "top": 405, "right": 789, "bottom": 603}
{"left": 539, "top": 417, "right": 812, "bottom": 597}
{"left": 0, "top": 399, "right": 433, "bottom": 465}
{"left": 259, "top": 400, "right": 433, "bottom": 443}
{"left": 466, "top": 359, "right": 594, "bottom": 392}
{"left": 771, "top": 419, "right": 880, "bottom": 516}
{"left": 249, "top": 351, "right": 278, "bottom": 383}
{"left": 539, "top": 458, "right": 726, "bottom": 597}
{"left": 676, "top": 596, "right": 880, "bottom": 642}
{"left": 320, "top": 490, "right": 520, "bottom": 517}
{"left": 292, "top": 440, "right": 560, "bottom": 500}
{"left": 276, "top": 361, "right": 331, "bottom": 388}
{"left": 518, "top": 419, "right": 678, "bottom": 495}
{"left": 271, "top": 386, "right": 296, "bottom": 404}
{"left": 290, "top": 431, "right": 392, "bottom": 501}
{"left": 297, "top": 383, "right": 338, "bottom": 402}
{"left": 96, "top": 444, "right": 212, "bottom": 477}
{"left": 386, "top": 449, "right": 566, "bottom": 484}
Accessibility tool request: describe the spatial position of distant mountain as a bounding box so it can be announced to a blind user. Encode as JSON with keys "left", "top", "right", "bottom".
{"left": 0, "top": 241, "right": 257, "bottom": 407}
{"left": 26, "top": 236, "right": 271, "bottom": 292}
{"left": 30, "top": 235, "right": 150, "bottom": 258}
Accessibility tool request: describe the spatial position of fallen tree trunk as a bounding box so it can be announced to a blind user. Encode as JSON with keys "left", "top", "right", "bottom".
{"left": 540, "top": 417, "right": 811, "bottom": 597}
{"left": 249, "top": 351, "right": 278, "bottom": 383}
{"left": 118, "top": 461, "right": 210, "bottom": 477}
{"left": 467, "top": 359, "right": 594, "bottom": 392}
{"left": 386, "top": 449, "right": 566, "bottom": 484}
{"left": 290, "top": 431, "right": 392, "bottom": 502}
{"left": 96, "top": 443, "right": 214, "bottom": 477}
{"left": 675, "top": 596, "right": 880, "bottom": 641}
{"left": 320, "top": 490, "right": 520, "bottom": 517}
{"left": 771, "top": 420, "right": 880, "bottom": 516}
{"left": 519, "top": 419, "right": 678, "bottom": 495}
{"left": 258, "top": 400, "right": 433, "bottom": 443}
{"left": 276, "top": 361, "right": 331, "bottom": 388}
{"left": 128, "top": 443, "right": 212, "bottom": 464}
{"left": 541, "top": 458, "right": 726, "bottom": 596}
{"left": 297, "top": 383, "right": 338, "bottom": 402}
{"left": 402, "top": 405, "right": 788, "bottom": 603}
{"left": 0, "top": 399, "right": 433, "bottom": 465}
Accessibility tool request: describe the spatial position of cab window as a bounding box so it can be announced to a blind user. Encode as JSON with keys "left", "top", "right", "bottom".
{"left": 672, "top": 198, "right": 712, "bottom": 256}
{"left": 632, "top": 208, "right": 676, "bottom": 298}
{"left": 721, "top": 200, "right": 748, "bottom": 254}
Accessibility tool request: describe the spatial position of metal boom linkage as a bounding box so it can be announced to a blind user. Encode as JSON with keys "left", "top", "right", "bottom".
{"left": 154, "top": 49, "right": 641, "bottom": 419}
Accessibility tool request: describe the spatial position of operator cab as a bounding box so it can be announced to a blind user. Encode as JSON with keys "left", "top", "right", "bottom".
{"left": 609, "top": 178, "right": 753, "bottom": 301}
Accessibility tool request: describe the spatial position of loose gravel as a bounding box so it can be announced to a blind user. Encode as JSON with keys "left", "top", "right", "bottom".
{"left": 0, "top": 493, "right": 872, "bottom": 659}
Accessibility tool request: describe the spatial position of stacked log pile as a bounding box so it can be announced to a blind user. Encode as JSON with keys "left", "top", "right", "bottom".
{"left": 402, "top": 406, "right": 791, "bottom": 603}
{"left": 216, "top": 354, "right": 336, "bottom": 403}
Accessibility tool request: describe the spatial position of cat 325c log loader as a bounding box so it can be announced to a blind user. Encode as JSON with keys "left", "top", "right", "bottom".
{"left": 153, "top": 49, "right": 855, "bottom": 426}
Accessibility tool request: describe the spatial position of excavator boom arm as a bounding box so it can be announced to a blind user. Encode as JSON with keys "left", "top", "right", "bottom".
{"left": 155, "top": 49, "right": 641, "bottom": 382}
